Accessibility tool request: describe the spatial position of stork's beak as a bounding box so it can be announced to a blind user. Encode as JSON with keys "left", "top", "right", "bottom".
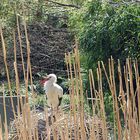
{"left": 45, "top": 76, "right": 51, "bottom": 81}
{"left": 40, "top": 79, "right": 46, "bottom": 85}
{"left": 40, "top": 77, "right": 50, "bottom": 85}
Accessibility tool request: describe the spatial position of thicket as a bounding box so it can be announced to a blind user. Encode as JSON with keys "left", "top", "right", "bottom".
{"left": 69, "top": 0, "right": 140, "bottom": 123}
{"left": 69, "top": 0, "right": 140, "bottom": 69}
{"left": 0, "top": 0, "right": 75, "bottom": 80}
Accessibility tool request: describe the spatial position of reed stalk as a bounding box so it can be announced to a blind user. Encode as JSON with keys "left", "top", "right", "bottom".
{"left": 0, "top": 27, "right": 16, "bottom": 119}
{"left": 0, "top": 116, "right": 3, "bottom": 140}
{"left": 2, "top": 85, "right": 8, "bottom": 140}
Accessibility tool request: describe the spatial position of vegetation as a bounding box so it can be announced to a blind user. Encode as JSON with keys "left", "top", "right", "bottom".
{"left": 69, "top": 0, "right": 140, "bottom": 68}
{"left": 69, "top": 0, "right": 140, "bottom": 123}
{"left": 0, "top": 0, "right": 140, "bottom": 139}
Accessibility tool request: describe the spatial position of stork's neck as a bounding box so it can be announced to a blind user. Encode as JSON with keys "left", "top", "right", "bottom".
{"left": 44, "top": 81, "right": 55, "bottom": 91}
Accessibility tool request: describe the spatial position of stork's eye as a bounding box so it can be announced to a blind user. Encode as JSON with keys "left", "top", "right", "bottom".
{"left": 47, "top": 76, "right": 52, "bottom": 80}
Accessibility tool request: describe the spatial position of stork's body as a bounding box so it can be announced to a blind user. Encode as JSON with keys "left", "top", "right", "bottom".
{"left": 42, "top": 74, "right": 63, "bottom": 109}
{"left": 44, "top": 82, "right": 63, "bottom": 108}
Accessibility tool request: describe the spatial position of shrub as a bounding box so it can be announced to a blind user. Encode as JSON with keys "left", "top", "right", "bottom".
{"left": 69, "top": 1, "right": 140, "bottom": 69}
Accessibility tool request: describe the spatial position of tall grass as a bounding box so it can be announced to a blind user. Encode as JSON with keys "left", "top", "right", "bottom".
{"left": 0, "top": 18, "right": 140, "bottom": 140}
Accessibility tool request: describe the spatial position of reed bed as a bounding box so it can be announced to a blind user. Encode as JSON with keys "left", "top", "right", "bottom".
{"left": 0, "top": 17, "right": 140, "bottom": 140}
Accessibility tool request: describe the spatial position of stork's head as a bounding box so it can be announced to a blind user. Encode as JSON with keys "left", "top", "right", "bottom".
{"left": 40, "top": 74, "right": 57, "bottom": 85}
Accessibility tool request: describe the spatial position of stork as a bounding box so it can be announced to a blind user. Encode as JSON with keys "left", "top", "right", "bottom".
{"left": 40, "top": 74, "right": 63, "bottom": 109}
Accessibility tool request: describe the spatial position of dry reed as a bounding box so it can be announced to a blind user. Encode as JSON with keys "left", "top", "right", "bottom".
{"left": 0, "top": 18, "right": 140, "bottom": 140}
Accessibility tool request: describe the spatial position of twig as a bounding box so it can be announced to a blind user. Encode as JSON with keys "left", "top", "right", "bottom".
{"left": 47, "top": 0, "right": 80, "bottom": 9}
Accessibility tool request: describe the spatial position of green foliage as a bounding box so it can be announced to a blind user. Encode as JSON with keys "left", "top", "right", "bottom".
{"left": 69, "top": 0, "right": 140, "bottom": 69}
{"left": 29, "top": 94, "right": 47, "bottom": 107}
{"left": 61, "top": 94, "right": 70, "bottom": 106}
{"left": 61, "top": 94, "right": 91, "bottom": 114}
{"left": 104, "top": 92, "right": 114, "bottom": 124}
{"left": 0, "top": 0, "right": 71, "bottom": 30}
{"left": 57, "top": 0, "right": 86, "bottom": 5}
{"left": 69, "top": 0, "right": 140, "bottom": 122}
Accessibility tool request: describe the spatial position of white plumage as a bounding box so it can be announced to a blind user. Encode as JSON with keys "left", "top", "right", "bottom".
{"left": 42, "top": 74, "right": 63, "bottom": 109}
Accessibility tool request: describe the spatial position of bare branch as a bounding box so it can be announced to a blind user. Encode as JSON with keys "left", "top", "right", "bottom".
{"left": 47, "top": 0, "right": 80, "bottom": 9}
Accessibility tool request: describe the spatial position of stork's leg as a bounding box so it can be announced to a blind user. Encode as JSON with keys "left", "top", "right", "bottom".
{"left": 49, "top": 115, "right": 56, "bottom": 125}
{"left": 49, "top": 106, "right": 60, "bottom": 125}
{"left": 50, "top": 107, "right": 56, "bottom": 124}
{"left": 53, "top": 115, "right": 56, "bottom": 122}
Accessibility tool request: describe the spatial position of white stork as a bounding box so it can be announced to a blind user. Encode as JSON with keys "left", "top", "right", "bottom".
{"left": 41, "top": 74, "right": 63, "bottom": 109}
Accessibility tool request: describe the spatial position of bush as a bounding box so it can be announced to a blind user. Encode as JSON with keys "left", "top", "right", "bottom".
{"left": 69, "top": 0, "right": 140, "bottom": 123}
{"left": 69, "top": 0, "right": 140, "bottom": 69}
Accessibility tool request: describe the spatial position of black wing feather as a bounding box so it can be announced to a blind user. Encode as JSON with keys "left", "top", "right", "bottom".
{"left": 58, "top": 97, "right": 62, "bottom": 106}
